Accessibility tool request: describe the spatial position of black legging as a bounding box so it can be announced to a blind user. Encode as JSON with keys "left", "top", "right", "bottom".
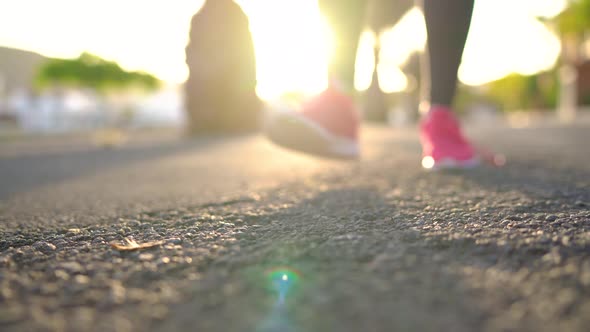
{"left": 318, "top": 0, "right": 474, "bottom": 107}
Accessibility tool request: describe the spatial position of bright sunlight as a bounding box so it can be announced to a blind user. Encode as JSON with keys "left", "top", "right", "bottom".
{"left": 0, "top": 0, "right": 567, "bottom": 99}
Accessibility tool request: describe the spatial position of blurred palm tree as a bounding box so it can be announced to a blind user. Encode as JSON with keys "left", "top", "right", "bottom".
{"left": 35, "top": 53, "right": 160, "bottom": 136}
{"left": 36, "top": 52, "right": 160, "bottom": 93}
{"left": 552, "top": 0, "right": 590, "bottom": 47}
{"left": 544, "top": 0, "right": 590, "bottom": 120}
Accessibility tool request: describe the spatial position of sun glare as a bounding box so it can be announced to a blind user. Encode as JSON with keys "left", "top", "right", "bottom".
{"left": 239, "top": 0, "right": 331, "bottom": 100}
{"left": 459, "top": 0, "right": 562, "bottom": 85}
{"left": 375, "top": 8, "right": 427, "bottom": 93}
{"left": 354, "top": 30, "right": 377, "bottom": 92}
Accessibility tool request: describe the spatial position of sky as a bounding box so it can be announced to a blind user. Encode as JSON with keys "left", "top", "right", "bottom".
{"left": 0, "top": 0, "right": 567, "bottom": 99}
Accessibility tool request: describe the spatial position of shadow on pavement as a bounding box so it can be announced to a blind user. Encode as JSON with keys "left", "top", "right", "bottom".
{"left": 0, "top": 134, "right": 254, "bottom": 200}
{"left": 160, "top": 160, "right": 589, "bottom": 331}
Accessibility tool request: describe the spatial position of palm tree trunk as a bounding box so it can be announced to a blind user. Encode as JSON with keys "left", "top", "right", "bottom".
{"left": 558, "top": 35, "right": 580, "bottom": 123}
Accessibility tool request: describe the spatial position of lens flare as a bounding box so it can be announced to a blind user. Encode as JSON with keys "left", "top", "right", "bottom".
{"left": 256, "top": 267, "right": 302, "bottom": 332}
{"left": 266, "top": 267, "right": 301, "bottom": 303}
{"left": 422, "top": 156, "right": 435, "bottom": 169}
{"left": 266, "top": 267, "right": 301, "bottom": 283}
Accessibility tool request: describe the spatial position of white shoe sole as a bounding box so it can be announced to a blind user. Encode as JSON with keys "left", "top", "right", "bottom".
{"left": 264, "top": 110, "right": 360, "bottom": 159}
{"left": 422, "top": 156, "right": 481, "bottom": 171}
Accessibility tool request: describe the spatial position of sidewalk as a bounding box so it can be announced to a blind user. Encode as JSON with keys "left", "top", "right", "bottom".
{"left": 0, "top": 123, "right": 589, "bottom": 332}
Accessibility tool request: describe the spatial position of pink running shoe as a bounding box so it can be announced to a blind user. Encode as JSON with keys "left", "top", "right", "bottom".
{"left": 265, "top": 86, "right": 360, "bottom": 159}
{"left": 420, "top": 106, "right": 479, "bottom": 170}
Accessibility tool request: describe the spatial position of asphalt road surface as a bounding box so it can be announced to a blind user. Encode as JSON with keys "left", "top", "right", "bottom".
{"left": 0, "top": 123, "right": 589, "bottom": 332}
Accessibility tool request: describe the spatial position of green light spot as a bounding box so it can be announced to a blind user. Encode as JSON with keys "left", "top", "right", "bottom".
{"left": 266, "top": 267, "right": 300, "bottom": 284}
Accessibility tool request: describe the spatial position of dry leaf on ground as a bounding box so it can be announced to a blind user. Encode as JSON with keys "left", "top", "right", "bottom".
{"left": 110, "top": 237, "right": 164, "bottom": 251}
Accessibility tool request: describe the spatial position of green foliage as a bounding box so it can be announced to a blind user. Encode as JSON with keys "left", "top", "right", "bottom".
{"left": 485, "top": 72, "right": 558, "bottom": 111}
{"left": 553, "top": 0, "right": 590, "bottom": 36}
{"left": 35, "top": 52, "right": 160, "bottom": 93}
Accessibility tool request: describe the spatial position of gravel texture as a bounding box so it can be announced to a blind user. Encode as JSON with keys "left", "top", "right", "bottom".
{"left": 0, "top": 124, "right": 589, "bottom": 332}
